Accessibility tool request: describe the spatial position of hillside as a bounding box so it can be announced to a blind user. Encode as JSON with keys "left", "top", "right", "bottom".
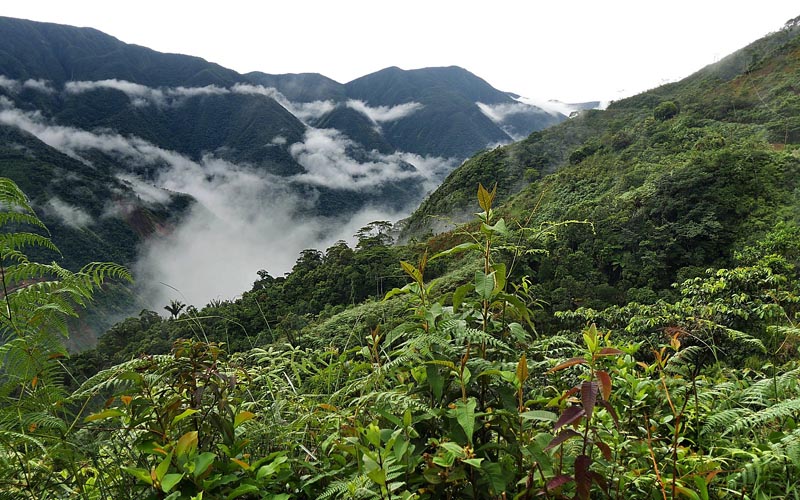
{"left": 0, "top": 16, "right": 566, "bottom": 335}
{"left": 405, "top": 18, "right": 800, "bottom": 236}
{"left": 5, "top": 15, "right": 800, "bottom": 500}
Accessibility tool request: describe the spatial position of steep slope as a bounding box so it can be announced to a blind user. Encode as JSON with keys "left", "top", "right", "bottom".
{"left": 405, "top": 17, "right": 800, "bottom": 236}
{"left": 0, "top": 124, "right": 190, "bottom": 269}
{"left": 403, "top": 16, "right": 800, "bottom": 310}
{"left": 0, "top": 16, "right": 240, "bottom": 87}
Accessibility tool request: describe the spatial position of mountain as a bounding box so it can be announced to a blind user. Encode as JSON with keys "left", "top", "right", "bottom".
{"left": 403, "top": 15, "right": 800, "bottom": 310}
{"left": 0, "top": 17, "right": 240, "bottom": 87}
{"left": 0, "top": 16, "right": 569, "bottom": 343}
{"left": 246, "top": 65, "right": 567, "bottom": 158}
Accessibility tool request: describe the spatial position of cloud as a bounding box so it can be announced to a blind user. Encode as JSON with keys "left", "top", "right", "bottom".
{"left": 231, "top": 83, "right": 335, "bottom": 121}
{"left": 22, "top": 79, "right": 55, "bottom": 94}
{"left": 0, "top": 97, "right": 456, "bottom": 309}
{"left": 44, "top": 197, "right": 93, "bottom": 228}
{"left": 0, "top": 76, "right": 19, "bottom": 93}
{"left": 512, "top": 96, "right": 603, "bottom": 116}
{"left": 65, "top": 79, "right": 167, "bottom": 106}
{"left": 64, "top": 79, "right": 229, "bottom": 106}
{"left": 0, "top": 76, "right": 55, "bottom": 94}
{"left": 345, "top": 99, "right": 423, "bottom": 123}
{"left": 476, "top": 101, "right": 553, "bottom": 123}
{"left": 116, "top": 174, "right": 173, "bottom": 205}
{"left": 288, "top": 127, "right": 455, "bottom": 191}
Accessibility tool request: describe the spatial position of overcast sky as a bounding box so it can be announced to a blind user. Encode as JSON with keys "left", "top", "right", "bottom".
{"left": 3, "top": 1, "right": 799, "bottom": 102}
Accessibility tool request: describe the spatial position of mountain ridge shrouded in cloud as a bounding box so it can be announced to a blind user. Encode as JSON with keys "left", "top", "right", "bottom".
{"left": 0, "top": 16, "right": 571, "bottom": 333}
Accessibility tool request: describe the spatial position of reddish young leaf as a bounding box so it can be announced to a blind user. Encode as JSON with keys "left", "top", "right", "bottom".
{"left": 598, "top": 400, "right": 620, "bottom": 429}
{"left": 595, "top": 441, "right": 613, "bottom": 461}
{"left": 547, "top": 357, "right": 587, "bottom": 373}
{"left": 581, "top": 381, "right": 598, "bottom": 420}
{"left": 544, "top": 429, "right": 581, "bottom": 451}
{"left": 589, "top": 471, "right": 609, "bottom": 494}
{"left": 597, "top": 347, "right": 624, "bottom": 357}
{"left": 560, "top": 385, "right": 581, "bottom": 404}
{"left": 574, "top": 454, "right": 591, "bottom": 500}
{"left": 596, "top": 370, "right": 612, "bottom": 400}
{"left": 545, "top": 474, "right": 573, "bottom": 492}
{"left": 554, "top": 406, "right": 585, "bottom": 431}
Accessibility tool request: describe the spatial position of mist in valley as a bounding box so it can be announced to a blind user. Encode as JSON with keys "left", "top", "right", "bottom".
{"left": 0, "top": 81, "right": 456, "bottom": 310}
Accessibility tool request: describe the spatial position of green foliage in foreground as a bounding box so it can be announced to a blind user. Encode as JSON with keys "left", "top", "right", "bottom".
{"left": 3, "top": 180, "right": 800, "bottom": 499}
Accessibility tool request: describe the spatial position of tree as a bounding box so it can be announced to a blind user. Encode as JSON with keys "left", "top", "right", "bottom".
{"left": 653, "top": 100, "right": 679, "bottom": 121}
{"left": 164, "top": 299, "right": 186, "bottom": 319}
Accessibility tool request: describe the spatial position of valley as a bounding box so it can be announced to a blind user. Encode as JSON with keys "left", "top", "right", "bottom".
{"left": 1, "top": 12, "right": 800, "bottom": 500}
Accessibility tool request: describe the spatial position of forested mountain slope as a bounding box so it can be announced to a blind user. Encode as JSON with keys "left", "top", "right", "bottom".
{"left": 402, "top": 17, "right": 800, "bottom": 310}
{"left": 5, "top": 16, "right": 800, "bottom": 500}
{"left": 404, "top": 17, "right": 800, "bottom": 236}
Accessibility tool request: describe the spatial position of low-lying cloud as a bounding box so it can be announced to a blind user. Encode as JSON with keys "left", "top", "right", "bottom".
{"left": 65, "top": 79, "right": 229, "bottom": 107}
{"left": 346, "top": 99, "right": 423, "bottom": 123}
{"left": 44, "top": 197, "right": 93, "bottom": 229}
{"left": 512, "top": 96, "right": 604, "bottom": 116}
{"left": 476, "top": 101, "right": 551, "bottom": 124}
{"left": 0, "top": 96, "right": 455, "bottom": 309}
{"left": 289, "top": 127, "right": 454, "bottom": 190}
{"left": 0, "top": 76, "right": 56, "bottom": 94}
{"left": 231, "top": 83, "right": 336, "bottom": 121}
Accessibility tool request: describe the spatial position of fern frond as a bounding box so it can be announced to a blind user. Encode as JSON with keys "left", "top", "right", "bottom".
{"left": 725, "top": 397, "right": 800, "bottom": 436}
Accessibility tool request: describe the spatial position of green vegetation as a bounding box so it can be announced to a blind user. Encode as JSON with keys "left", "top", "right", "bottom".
{"left": 3, "top": 178, "right": 800, "bottom": 498}
{"left": 3, "top": 14, "right": 800, "bottom": 500}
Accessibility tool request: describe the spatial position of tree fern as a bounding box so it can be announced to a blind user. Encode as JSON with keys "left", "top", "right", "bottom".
{"left": 0, "top": 177, "right": 131, "bottom": 497}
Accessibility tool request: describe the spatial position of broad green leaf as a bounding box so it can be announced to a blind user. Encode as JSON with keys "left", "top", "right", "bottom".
{"left": 583, "top": 324, "right": 599, "bottom": 352}
{"left": 233, "top": 411, "right": 255, "bottom": 428}
{"left": 84, "top": 409, "right": 124, "bottom": 422}
{"left": 161, "top": 473, "right": 184, "bottom": 493}
{"left": 384, "top": 285, "right": 411, "bottom": 300}
{"left": 463, "top": 458, "right": 484, "bottom": 467}
{"left": 484, "top": 218, "right": 510, "bottom": 237}
{"left": 452, "top": 283, "right": 474, "bottom": 312}
{"left": 171, "top": 408, "right": 198, "bottom": 426}
{"left": 431, "top": 242, "right": 481, "bottom": 261}
{"left": 257, "top": 455, "right": 288, "bottom": 480}
{"left": 400, "top": 261, "right": 422, "bottom": 284}
{"left": 693, "top": 475, "right": 710, "bottom": 500}
{"left": 492, "top": 262, "right": 507, "bottom": 291}
{"left": 363, "top": 454, "right": 386, "bottom": 486}
{"left": 155, "top": 450, "right": 173, "bottom": 483}
{"left": 475, "top": 271, "right": 495, "bottom": 300}
{"left": 675, "top": 486, "right": 701, "bottom": 500}
{"left": 427, "top": 365, "right": 445, "bottom": 401}
{"left": 176, "top": 431, "right": 198, "bottom": 458}
{"left": 365, "top": 423, "right": 382, "bottom": 448}
{"left": 122, "top": 466, "right": 154, "bottom": 485}
{"left": 440, "top": 441, "right": 465, "bottom": 456}
{"left": 520, "top": 410, "right": 558, "bottom": 422}
{"left": 450, "top": 397, "right": 477, "bottom": 444}
{"left": 193, "top": 452, "right": 216, "bottom": 478}
{"left": 479, "top": 461, "right": 509, "bottom": 495}
{"left": 226, "top": 484, "right": 260, "bottom": 500}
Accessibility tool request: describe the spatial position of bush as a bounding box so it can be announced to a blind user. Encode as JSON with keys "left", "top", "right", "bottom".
{"left": 653, "top": 100, "right": 679, "bottom": 121}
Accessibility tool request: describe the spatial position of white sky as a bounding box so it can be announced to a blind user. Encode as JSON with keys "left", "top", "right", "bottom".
{"left": 3, "top": 1, "right": 799, "bottom": 102}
